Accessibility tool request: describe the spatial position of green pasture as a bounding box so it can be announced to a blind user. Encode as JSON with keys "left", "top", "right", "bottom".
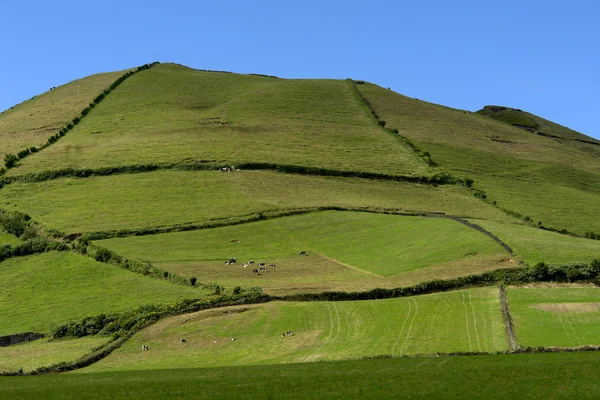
{"left": 0, "top": 231, "right": 20, "bottom": 246}
{"left": 4, "top": 352, "right": 600, "bottom": 400}
{"left": 508, "top": 286, "right": 600, "bottom": 347}
{"left": 0, "top": 337, "right": 108, "bottom": 374}
{"left": 472, "top": 220, "right": 600, "bottom": 265}
{"left": 0, "top": 69, "right": 130, "bottom": 158}
{"left": 98, "top": 211, "right": 510, "bottom": 293}
{"left": 0, "top": 170, "right": 516, "bottom": 233}
{"left": 0, "top": 252, "right": 204, "bottom": 336}
{"left": 85, "top": 288, "right": 505, "bottom": 371}
{"left": 9, "top": 63, "right": 426, "bottom": 177}
{"left": 357, "top": 83, "right": 600, "bottom": 235}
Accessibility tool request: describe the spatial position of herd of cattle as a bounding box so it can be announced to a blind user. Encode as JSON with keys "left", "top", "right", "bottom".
{"left": 224, "top": 252, "right": 308, "bottom": 275}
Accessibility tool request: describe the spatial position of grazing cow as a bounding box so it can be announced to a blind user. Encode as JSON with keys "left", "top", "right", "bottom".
{"left": 18, "top": 367, "right": 23, "bottom": 374}
{"left": 213, "top": 341, "right": 217, "bottom": 344}
{"left": 231, "top": 337, "right": 237, "bottom": 341}
{"left": 269, "top": 264, "right": 276, "bottom": 268}
{"left": 180, "top": 339, "right": 187, "bottom": 344}
{"left": 248, "top": 261, "right": 255, "bottom": 264}
{"left": 242, "top": 263, "right": 248, "bottom": 268}
{"left": 259, "top": 263, "right": 266, "bottom": 267}
{"left": 142, "top": 345, "right": 149, "bottom": 350}
{"left": 252, "top": 269, "right": 259, "bottom": 275}
{"left": 300, "top": 251, "right": 307, "bottom": 256}
{"left": 229, "top": 257, "right": 237, "bottom": 264}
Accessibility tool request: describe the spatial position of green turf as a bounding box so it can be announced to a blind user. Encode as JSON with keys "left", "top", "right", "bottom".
{"left": 0, "top": 69, "right": 131, "bottom": 158}
{"left": 3, "top": 352, "right": 600, "bottom": 400}
{"left": 0, "top": 252, "right": 205, "bottom": 336}
{"left": 0, "top": 170, "right": 517, "bottom": 233}
{"left": 97, "top": 211, "right": 510, "bottom": 293}
{"left": 84, "top": 288, "right": 505, "bottom": 371}
{"left": 0, "top": 231, "right": 20, "bottom": 246}
{"left": 471, "top": 220, "right": 600, "bottom": 265}
{"left": 0, "top": 337, "right": 108, "bottom": 373}
{"left": 9, "top": 63, "right": 426, "bottom": 177}
{"left": 508, "top": 286, "right": 600, "bottom": 347}
{"left": 357, "top": 83, "right": 600, "bottom": 235}
{"left": 476, "top": 106, "right": 538, "bottom": 129}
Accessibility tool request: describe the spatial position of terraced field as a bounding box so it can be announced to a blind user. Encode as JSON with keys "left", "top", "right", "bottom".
{"left": 7, "top": 64, "right": 426, "bottom": 177}
{"left": 0, "top": 69, "right": 131, "bottom": 157}
{"left": 0, "top": 170, "right": 517, "bottom": 233}
{"left": 84, "top": 288, "right": 505, "bottom": 371}
{"left": 472, "top": 220, "right": 600, "bottom": 265}
{"left": 508, "top": 286, "right": 600, "bottom": 347}
{"left": 97, "top": 211, "right": 511, "bottom": 293}
{"left": 0, "top": 252, "right": 204, "bottom": 335}
{"left": 0, "top": 337, "right": 109, "bottom": 373}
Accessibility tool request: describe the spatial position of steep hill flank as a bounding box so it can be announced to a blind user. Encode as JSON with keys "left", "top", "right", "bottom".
{"left": 8, "top": 63, "right": 426, "bottom": 177}
{"left": 0, "top": 69, "right": 132, "bottom": 158}
{"left": 356, "top": 83, "right": 600, "bottom": 234}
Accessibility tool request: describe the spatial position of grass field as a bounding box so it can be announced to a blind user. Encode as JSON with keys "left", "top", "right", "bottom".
{"left": 0, "top": 337, "right": 108, "bottom": 373}
{"left": 3, "top": 352, "right": 600, "bottom": 399}
{"left": 0, "top": 69, "right": 130, "bottom": 158}
{"left": 0, "top": 170, "right": 517, "bottom": 233}
{"left": 0, "top": 252, "right": 204, "bottom": 336}
{"left": 84, "top": 288, "right": 504, "bottom": 371}
{"left": 8, "top": 63, "right": 426, "bottom": 177}
{"left": 0, "top": 230, "right": 20, "bottom": 246}
{"left": 508, "top": 286, "right": 600, "bottom": 347}
{"left": 357, "top": 83, "right": 600, "bottom": 234}
{"left": 472, "top": 220, "right": 600, "bottom": 265}
{"left": 97, "top": 211, "right": 511, "bottom": 293}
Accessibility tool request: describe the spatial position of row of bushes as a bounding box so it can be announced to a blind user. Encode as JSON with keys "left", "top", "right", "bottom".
{"left": 2, "top": 62, "right": 160, "bottom": 171}
{"left": 276, "top": 261, "right": 600, "bottom": 302}
{"left": 0, "top": 237, "right": 69, "bottom": 263}
{"left": 348, "top": 79, "right": 442, "bottom": 169}
{"left": 51, "top": 289, "right": 267, "bottom": 339}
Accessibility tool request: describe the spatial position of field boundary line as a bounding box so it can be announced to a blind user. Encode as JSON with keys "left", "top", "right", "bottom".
{"left": 462, "top": 291, "right": 473, "bottom": 352}
{"left": 315, "top": 253, "right": 384, "bottom": 278}
{"left": 499, "top": 285, "right": 518, "bottom": 351}
{"left": 469, "top": 291, "right": 482, "bottom": 352}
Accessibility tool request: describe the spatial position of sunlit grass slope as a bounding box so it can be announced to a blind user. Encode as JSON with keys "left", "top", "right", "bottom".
{"left": 473, "top": 220, "right": 600, "bottom": 265}
{"left": 0, "top": 230, "right": 20, "bottom": 246}
{"left": 85, "top": 288, "right": 505, "bottom": 371}
{"left": 10, "top": 63, "right": 426, "bottom": 176}
{"left": 508, "top": 286, "right": 600, "bottom": 347}
{"left": 0, "top": 70, "right": 130, "bottom": 158}
{"left": 0, "top": 170, "right": 517, "bottom": 233}
{"left": 0, "top": 337, "right": 108, "bottom": 374}
{"left": 357, "top": 83, "right": 600, "bottom": 234}
{"left": 0, "top": 252, "right": 204, "bottom": 336}
{"left": 97, "top": 211, "right": 510, "bottom": 294}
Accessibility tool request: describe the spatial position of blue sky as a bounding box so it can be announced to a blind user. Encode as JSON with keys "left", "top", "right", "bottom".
{"left": 2, "top": 0, "right": 598, "bottom": 139}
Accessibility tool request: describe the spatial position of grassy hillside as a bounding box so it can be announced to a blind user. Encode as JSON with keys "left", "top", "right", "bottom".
{"left": 85, "top": 288, "right": 504, "bottom": 371}
{"left": 4, "top": 352, "right": 600, "bottom": 399}
{"left": 508, "top": 286, "right": 600, "bottom": 347}
{"left": 0, "top": 170, "right": 517, "bottom": 233}
{"left": 0, "top": 231, "right": 20, "bottom": 246}
{"left": 357, "top": 82, "right": 600, "bottom": 234}
{"left": 8, "top": 63, "right": 426, "bottom": 177}
{"left": 0, "top": 70, "right": 131, "bottom": 158}
{"left": 473, "top": 220, "right": 600, "bottom": 265}
{"left": 0, "top": 252, "right": 204, "bottom": 335}
{"left": 97, "top": 211, "right": 510, "bottom": 293}
{"left": 0, "top": 337, "right": 108, "bottom": 373}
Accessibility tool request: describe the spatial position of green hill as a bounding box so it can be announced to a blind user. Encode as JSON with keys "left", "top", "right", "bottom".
{"left": 2, "top": 62, "right": 599, "bottom": 391}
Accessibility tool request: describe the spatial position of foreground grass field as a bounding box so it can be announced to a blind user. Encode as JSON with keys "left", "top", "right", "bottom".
{"left": 0, "top": 252, "right": 203, "bottom": 336}
{"left": 98, "top": 211, "right": 511, "bottom": 293}
{"left": 0, "top": 337, "right": 108, "bottom": 374}
{"left": 4, "top": 352, "right": 599, "bottom": 400}
{"left": 9, "top": 63, "right": 426, "bottom": 177}
{"left": 508, "top": 286, "right": 600, "bottom": 348}
{"left": 472, "top": 220, "right": 600, "bottom": 265}
{"left": 357, "top": 83, "right": 600, "bottom": 234}
{"left": 0, "top": 69, "right": 130, "bottom": 158}
{"left": 85, "top": 288, "right": 505, "bottom": 371}
{"left": 0, "top": 170, "right": 517, "bottom": 233}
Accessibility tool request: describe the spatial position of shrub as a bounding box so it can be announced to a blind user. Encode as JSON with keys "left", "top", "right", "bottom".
{"left": 464, "top": 177, "right": 474, "bottom": 187}
{"left": 93, "top": 247, "right": 114, "bottom": 263}
{"left": 233, "top": 286, "right": 242, "bottom": 295}
{"left": 30, "top": 147, "right": 38, "bottom": 153}
{"left": 378, "top": 120, "right": 386, "bottom": 127}
{"left": 0, "top": 210, "right": 31, "bottom": 237}
{"left": 4, "top": 154, "right": 18, "bottom": 168}
{"left": 163, "top": 271, "right": 169, "bottom": 278}
{"left": 190, "top": 277, "right": 197, "bottom": 286}
{"left": 391, "top": 128, "right": 399, "bottom": 134}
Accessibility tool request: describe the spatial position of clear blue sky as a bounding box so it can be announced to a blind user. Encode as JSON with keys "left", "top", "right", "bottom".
{"left": 2, "top": 0, "right": 598, "bottom": 139}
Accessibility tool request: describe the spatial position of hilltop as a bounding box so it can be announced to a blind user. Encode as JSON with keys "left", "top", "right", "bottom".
{"left": 1, "top": 62, "right": 599, "bottom": 398}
